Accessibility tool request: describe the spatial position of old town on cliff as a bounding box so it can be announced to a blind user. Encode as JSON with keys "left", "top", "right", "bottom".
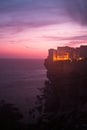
{"left": 44, "top": 45, "right": 87, "bottom": 74}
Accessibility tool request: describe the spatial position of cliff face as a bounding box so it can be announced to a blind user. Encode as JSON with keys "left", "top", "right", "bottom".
{"left": 44, "top": 59, "right": 87, "bottom": 74}
{"left": 43, "top": 59, "right": 87, "bottom": 129}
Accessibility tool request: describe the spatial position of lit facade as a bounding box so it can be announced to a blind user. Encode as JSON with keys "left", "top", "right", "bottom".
{"left": 48, "top": 45, "right": 87, "bottom": 62}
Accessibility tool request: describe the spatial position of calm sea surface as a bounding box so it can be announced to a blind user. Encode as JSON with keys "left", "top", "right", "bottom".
{"left": 0, "top": 59, "right": 46, "bottom": 122}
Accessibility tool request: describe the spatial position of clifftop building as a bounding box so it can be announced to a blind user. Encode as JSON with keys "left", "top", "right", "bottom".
{"left": 47, "top": 45, "right": 87, "bottom": 62}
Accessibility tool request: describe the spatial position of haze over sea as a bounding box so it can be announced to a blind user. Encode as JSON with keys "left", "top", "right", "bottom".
{"left": 0, "top": 59, "right": 46, "bottom": 122}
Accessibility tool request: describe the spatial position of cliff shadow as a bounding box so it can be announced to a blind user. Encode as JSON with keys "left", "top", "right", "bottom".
{"left": 35, "top": 70, "right": 87, "bottom": 129}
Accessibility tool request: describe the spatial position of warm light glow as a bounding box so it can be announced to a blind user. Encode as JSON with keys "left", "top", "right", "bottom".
{"left": 50, "top": 46, "right": 86, "bottom": 62}
{"left": 57, "top": 53, "right": 69, "bottom": 61}
{"left": 53, "top": 53, "right": 69, "bottom": 61}
{"left": 53, "top": 56, "right": 57, "bottom": 61}
{"left": 78, "top": 57, "right": 83, "bottom": 60}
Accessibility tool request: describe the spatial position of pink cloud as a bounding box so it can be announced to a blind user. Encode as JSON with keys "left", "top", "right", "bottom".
{"left": 43, "top": 35, "right": 87, "bottom": 41}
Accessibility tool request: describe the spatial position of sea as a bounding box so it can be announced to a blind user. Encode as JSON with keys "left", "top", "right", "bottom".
{"left": 0, "top": 59, "right": 47, "bottom": 123}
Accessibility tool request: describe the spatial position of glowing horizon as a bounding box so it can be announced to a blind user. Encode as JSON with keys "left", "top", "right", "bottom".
{"left": 0, "top": 0, "right": 87, "bottom": 58}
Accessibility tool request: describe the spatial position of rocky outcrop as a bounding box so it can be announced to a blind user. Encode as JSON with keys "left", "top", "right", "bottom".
{"left": 43, "top": 59, "right": 87, "bottom": 129}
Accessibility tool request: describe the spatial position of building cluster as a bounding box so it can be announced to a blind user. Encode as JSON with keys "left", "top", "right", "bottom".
{"left": 48, "top": 45, "right": 87, "bottom": 61}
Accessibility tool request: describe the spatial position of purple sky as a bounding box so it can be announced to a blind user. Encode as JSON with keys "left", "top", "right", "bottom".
{"left": 0, "top": 0, "right": 87, "bottom": 58}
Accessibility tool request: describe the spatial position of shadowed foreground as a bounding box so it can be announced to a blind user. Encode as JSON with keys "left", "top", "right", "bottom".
{"left": 1, "top": 70, "right": 87, "bottom": 129}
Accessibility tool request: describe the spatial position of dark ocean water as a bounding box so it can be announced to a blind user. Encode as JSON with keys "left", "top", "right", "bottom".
{"left": 0, "top": 59, "right": 46, "bottom": 123}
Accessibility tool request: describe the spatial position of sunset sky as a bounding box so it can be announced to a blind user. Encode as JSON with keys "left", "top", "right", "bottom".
{"left": 0, "top": 0, "right": 87, "bottom": 58}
